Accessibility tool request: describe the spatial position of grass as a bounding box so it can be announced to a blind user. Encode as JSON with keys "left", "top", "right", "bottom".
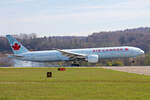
{"left": 0, "top": 67, "right": 150, "bottom": 100}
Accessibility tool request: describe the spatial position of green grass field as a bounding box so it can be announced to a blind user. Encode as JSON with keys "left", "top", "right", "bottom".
{"left": 0, "top": 67, "right": 150, "bottom": 100}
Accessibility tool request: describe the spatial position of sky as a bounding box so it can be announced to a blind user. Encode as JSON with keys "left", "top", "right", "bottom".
{"left": 0, "top": 0, "right": 150, "bottom": 36}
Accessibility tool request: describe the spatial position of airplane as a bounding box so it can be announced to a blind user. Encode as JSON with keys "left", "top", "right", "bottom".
{"left": 6, "top": 35, "right": 144, "bottom": 66}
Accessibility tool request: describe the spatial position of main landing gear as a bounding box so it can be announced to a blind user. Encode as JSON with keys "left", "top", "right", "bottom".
{"left": 71, "top": 63, "right": 80, "bottom": 66}
{"left": 71, "top": 61, "right": 81, "bottom": 66}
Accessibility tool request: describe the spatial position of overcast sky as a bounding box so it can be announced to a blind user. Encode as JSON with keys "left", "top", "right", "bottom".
{"left": 0, "top": 0, "right": 150, "bottom": 36}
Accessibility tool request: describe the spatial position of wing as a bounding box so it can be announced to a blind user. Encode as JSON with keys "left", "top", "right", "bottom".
{"left": 57, "top": 49, "right": 87, "bottom": 60}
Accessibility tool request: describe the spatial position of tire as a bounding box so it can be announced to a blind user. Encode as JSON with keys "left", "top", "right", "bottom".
{"left": 71, "top": 64, "right": 80, "bottom": 66}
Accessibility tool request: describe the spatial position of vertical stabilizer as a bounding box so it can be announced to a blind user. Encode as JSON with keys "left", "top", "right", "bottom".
{"left": 6, "top": 35, "right": 29, "bottom": 54}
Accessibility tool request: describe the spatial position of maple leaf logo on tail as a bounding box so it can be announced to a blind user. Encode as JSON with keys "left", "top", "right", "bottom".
{"left": 12, "top": 43, "right": 21, "bottom": 50}
{"left": 6, "top": 35, "right": 29, "bottom": 54}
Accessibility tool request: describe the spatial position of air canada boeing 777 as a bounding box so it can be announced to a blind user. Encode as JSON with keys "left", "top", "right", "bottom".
{"left": 6, "top": 35, "right": 144, "bottom": 66}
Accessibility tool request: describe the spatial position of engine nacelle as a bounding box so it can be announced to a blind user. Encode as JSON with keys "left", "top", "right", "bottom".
{"left": 87, "top": 55, "right": 99, "bottom": 63}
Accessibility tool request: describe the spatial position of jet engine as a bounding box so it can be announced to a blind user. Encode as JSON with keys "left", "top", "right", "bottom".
{"left": 86, "top": 55, "right": 99, "bottom": 63}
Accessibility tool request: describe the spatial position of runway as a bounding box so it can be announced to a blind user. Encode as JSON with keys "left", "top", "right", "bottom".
{"left": 102, "top": 66, "right": 150, "bottom": 75}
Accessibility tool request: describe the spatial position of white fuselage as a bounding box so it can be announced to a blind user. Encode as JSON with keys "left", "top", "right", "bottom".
{"left": 16, "top": 46, "right": 144, "bottom": 62}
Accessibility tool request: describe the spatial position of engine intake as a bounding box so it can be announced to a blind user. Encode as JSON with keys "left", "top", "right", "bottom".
{"left": 87, "top": 55, "right": 99, "bottom": 63}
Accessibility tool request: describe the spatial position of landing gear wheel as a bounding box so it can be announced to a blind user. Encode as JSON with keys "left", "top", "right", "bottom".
{"left": 71, "top": 64, "right": 80, "bottom": 66}
{"left": 129, "top": 58, "right": 136, "bottom": 64}
{"left": 132, "top": 60, "right": 135, "bottom": 63}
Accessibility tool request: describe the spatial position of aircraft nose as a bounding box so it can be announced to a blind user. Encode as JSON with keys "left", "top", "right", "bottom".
{"left": 134, "top": 48, "right": 145, "bottom": 55}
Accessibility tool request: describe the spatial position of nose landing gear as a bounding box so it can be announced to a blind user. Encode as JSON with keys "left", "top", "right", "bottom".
{"left": 132, "top": 60, "right": 135, "bottom": 63}
{"left": 129, "top": 57, "right": 136, "bottom": 64}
